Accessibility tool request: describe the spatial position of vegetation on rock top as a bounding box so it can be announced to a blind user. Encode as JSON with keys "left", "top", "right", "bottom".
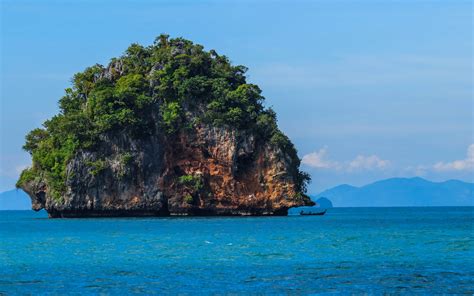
{"left": 17, "top": 35, "right": 310, "bottom": 199}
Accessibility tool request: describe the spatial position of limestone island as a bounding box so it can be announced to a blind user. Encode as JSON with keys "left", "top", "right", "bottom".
{"left": 17, "top": 35, "right": 314, "bottom": 217}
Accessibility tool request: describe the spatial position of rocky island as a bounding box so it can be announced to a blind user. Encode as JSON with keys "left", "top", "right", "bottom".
{"left": 17, "top": 35, "right": 313, "bottom": 217}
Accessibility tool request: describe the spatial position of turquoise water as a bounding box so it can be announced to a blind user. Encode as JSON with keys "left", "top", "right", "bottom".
{"left": 1, "top": 207, "right": 473, "bottom": 294}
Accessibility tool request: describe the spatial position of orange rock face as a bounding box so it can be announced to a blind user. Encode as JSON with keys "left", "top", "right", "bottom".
{"left": 162, "top": 126, "right": 313, "bottom": 215}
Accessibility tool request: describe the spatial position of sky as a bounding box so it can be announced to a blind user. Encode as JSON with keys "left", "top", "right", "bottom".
{"left": 0, "top": 0, "right": 473, "bottom": 194}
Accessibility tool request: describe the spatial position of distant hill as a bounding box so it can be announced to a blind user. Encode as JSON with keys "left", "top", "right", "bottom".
{"left": 313, "top": 197, "right": 333, "bottom": 208}
{"left": 0, "top": 189, "right": 31, "bottom": 210}
{"left": 315, "top": 177, "right": 474, "bottom": 207}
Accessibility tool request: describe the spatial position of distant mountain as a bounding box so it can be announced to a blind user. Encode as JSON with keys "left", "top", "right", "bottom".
{"left": 315, "top": 177, "right": 473, "bottom": 207}
{"left": 313, "top": 197, "right": 333, "bottom": 208}
{"left": 0, "top": 189, "right": 31, "bottom": 210}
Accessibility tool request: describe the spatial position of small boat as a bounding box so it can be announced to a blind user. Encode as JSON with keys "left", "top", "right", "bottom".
{"left": 300, "top": 209, "right": 327, "bottom": 216}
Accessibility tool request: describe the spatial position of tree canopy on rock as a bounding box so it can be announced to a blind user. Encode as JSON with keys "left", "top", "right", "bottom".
{"left": 17, "top": 35, "right": 310, "bottom": 199}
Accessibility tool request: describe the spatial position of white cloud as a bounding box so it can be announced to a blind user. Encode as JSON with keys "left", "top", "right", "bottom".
{"left": 301, "top": 147, "right": 340, "bottom": 169}
{"left": 302, "top": 147, "right": 390, "bottom": 171}
{"left": 433, "top": 144, "right": 474, "bottom": 171}
{"left": 348, "top": 155, "right": 390, "bottom": 171}
{"left": 404, "top": 165, "right": 429, "bottom": 176}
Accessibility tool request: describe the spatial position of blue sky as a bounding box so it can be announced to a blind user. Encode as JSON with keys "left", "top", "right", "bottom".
{"left": 1, "top": 0, "right": 472, "bottom": 193}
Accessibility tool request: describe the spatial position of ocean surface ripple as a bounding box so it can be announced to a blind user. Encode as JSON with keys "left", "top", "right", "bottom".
{"left": 1, "top": 207, "right": 473, "bottom": 294}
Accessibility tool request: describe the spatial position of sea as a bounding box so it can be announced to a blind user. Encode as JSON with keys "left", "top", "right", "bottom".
{"left": 1, "top": 207, "right": 473, "bottom": 295}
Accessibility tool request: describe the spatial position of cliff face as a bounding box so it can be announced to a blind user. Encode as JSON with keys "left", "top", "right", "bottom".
{"left": 18, "top": 35, "right": 313, "bottom": 217}
{"left": 22, "top": 125, "right": 312, "bottom": 217}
